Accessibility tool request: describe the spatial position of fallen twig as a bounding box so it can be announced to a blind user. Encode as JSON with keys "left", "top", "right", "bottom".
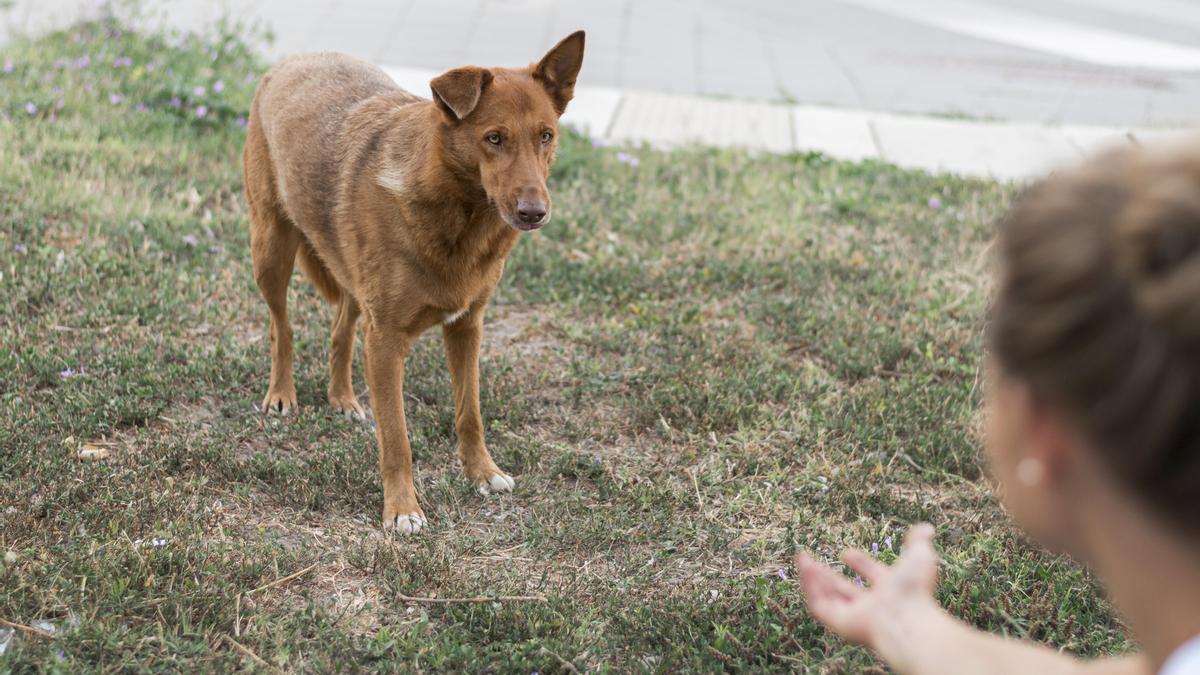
{"left": 0, "top": 617, "right": 54, "bottom": 639}
{"left": 221, "top": 634, "right": 277, "bottom": 673}
{"left": 397, "top": 593, "right": 546, "bottom": 605}
{"left": 246, "top": 563, "right": 318, "bottom": 596}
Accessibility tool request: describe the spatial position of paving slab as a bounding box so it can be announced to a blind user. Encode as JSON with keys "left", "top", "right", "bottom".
{"left": 872, "top": 115, "right": 1084, "bottom": 180}
{"left": 608, "top": 91, "right": 794, "bottom": 153}
{"left": 791, "top": 106, "right": 880, "bottom": 161}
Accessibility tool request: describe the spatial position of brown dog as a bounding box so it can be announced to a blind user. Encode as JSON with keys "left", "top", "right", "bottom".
{"left": 243, "top": 32, "right": 585, "bottom": 533}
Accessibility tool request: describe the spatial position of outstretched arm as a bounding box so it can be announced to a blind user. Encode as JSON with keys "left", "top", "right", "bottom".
{"left": 794, "top": 524, "right": 1148, "bottom": 675}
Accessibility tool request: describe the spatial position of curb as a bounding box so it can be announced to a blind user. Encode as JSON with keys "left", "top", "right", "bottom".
{"left": 383, "top": 65, "right": 1197, "bottom": 182}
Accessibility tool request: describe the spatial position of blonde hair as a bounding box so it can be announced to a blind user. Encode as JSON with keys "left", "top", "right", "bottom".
{"left": 989, "top": 144, "right": 1200, "bottom": 534}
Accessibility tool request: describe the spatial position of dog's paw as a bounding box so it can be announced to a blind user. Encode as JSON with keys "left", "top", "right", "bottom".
{"left": 329, "top": 394, "right": 366, "bottom": 421}
{"left": 383, "top": 511, "right": 427, "bottom": 535}
{"left": 261, "top": 389, "right": 297, "bottom": 415}
{"left": 476, "top": 472, "right": 516, "bottom": 496}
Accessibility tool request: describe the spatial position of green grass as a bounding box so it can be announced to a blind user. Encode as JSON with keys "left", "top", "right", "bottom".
{"left": 0, "top": 18, "right": 1132, "bottom": 673}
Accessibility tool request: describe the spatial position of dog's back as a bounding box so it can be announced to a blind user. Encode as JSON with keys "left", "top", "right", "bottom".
{"left": 245, "top": 53, "right": 425, "bottom": 294}
{"left": 249, "top": 54, "right": 421, "bottom": 230}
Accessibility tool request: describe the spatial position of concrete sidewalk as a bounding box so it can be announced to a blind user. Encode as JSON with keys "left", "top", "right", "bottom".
{"left": 386, "top": 65, "right": 1194, "bottom": 181}
{"left": 4, "top": 0, "right": 1198, "bottom": 180}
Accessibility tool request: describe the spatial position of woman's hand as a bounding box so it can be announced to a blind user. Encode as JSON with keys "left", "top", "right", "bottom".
{"left": 793, "top": 523, "right": 940, "bottom": 650}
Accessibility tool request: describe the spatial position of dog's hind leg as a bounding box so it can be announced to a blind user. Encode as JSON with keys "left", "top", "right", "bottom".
{"left": 250, "top": 209, "right": 300, "bottom": 414}
{"left": 328, "top": 294, "right": 365, "bottom": 419}
{"left": 245, "top": 127, "right": 300, "bottom": 414}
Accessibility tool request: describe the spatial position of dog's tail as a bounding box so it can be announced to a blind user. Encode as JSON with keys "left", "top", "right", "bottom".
{"left": 296, "top": 240, "right": 342, "bottom": 304}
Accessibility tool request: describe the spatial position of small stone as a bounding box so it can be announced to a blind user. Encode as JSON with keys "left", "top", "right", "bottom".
{"left": 77, "top": 444, "right": 110, "bottom": 461}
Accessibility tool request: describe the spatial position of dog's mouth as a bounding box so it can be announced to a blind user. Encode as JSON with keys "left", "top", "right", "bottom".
{"left": 514, "top": 219, "right": 546, "bottom": 232}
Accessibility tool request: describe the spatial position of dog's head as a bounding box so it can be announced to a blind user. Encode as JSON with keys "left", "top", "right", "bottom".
{"left": 430, "top": 31, "right": 584, "bottom": 231}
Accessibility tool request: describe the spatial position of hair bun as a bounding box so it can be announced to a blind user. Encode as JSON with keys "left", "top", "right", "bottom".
{"left": 1114, "top": 165, "right": 1200, "bottom": 347}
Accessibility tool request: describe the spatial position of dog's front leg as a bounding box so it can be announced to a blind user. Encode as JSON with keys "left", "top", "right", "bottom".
{"left": 364, "top": 321, "right": 425, "bottom": 533}
{"left": 443, "top": 310, "right": 515, "bottom": 495}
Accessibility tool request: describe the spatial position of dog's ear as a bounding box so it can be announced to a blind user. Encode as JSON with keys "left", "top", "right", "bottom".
{"left": 430, "top": 67, "right": 493, "bottom": 120}
{"left": 532, "top": 30, "right": 585, "bottom": 115}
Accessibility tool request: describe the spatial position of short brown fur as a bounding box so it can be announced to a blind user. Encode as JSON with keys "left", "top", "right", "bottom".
{"left": 243, "top": 32, "right": 585, "bottom": 532}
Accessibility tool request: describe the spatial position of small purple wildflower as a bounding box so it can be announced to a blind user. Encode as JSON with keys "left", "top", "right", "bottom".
{"left": 60, "top": 366, "right": 85, "bottom": 379}
{"left": 14, "top": 243, "right": 27, "bottom": 254}
{"left": 54, "top": 57, "right": 68, "bottom": 69}
{"left": 885, "top": 536, "right": 894, "bottom": 550}
{"left": 195, "top": 105, "right": 208, "bottom": 119}
{"left": 871, "top": 542, "right": 880, "bottom": 556}
{"left": 235, "top": 115, "right": 247, "bottom": 128}
{"left": 212, "top": 79, "right": 225, "bottom": 94}
{"left": 146, "top": 62, "right": 155, "bottom": 72}
{"left": 135, "top": 103, "right": 149, "bottom": 113}
{"left": 777, "top": 568, "right": 788, "bottom": 581}
{"left": 112, "top": 56, "right": 132, "bottom": 68}
{"left": 24, "top": 102, "right": 37, "bottom": 115}
{"left": 616, "top": 151, "right": 640, "bottom": 168}
{"left": 242, "top": 73, "right": 256, "bottom": 84}
{"left": 854, "top": 575, "right": 864, "bottom": 587}
{"left": 182, "top": 234, "right": 199, "bottom": 247}
{"left": 169, "top": 96, "right": 182, "bottom": 109}
{"left": 2, "top": 60, "right": 13, "bottom": 74}
{"left": 192, "top": 85, "right": 206, "bottom": 98}
{"left": 72, "top": 55, "right": 91, "bottom": 70}
{"left": 109, "top": 94, "right": 124, "bottom": 105}
{"left": 928, "top": 197, "right": 942, "bottom": 210}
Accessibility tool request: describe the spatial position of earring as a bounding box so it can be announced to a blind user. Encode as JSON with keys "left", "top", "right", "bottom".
{"left": 1016, "top": 458, "right": 1045, "bottom": 486}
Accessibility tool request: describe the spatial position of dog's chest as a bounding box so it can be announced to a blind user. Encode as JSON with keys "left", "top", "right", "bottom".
{"left": 442, "top": 306, "right": 470, "bottom": 325}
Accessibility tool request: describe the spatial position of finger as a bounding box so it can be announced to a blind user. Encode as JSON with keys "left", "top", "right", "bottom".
{"left": 901, "top": 524, "right": 939, "bottom": 566}
{"left": 897, "top": 523, "right": 941, "bottom": 589}
{"left": 796, "top": 552, "right": 860, "bottom": 601}
{"left": 903, "top": 523, "right": 936, "bottom": 549}
{"left": 842, "top": 548, "right": 890, "bottom": 584}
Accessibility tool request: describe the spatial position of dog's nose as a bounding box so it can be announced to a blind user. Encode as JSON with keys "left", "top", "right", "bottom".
{"left": 516, "top": 200, "right": 547, "bottom": 225}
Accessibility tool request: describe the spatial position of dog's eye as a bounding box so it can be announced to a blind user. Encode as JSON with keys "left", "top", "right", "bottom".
{"left": 541, "top": 131, "right": 553, "bottom": 144}
{"left": 486, "top": 132, "right": 502, "bottom": 146}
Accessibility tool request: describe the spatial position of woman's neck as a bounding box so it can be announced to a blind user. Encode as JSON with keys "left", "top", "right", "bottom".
{"left": 1079, "top": 488, "right": 1200, "bottom": 671}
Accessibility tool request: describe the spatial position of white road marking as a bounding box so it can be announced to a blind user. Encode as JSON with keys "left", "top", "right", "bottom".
{"left": 1054, "top": 0, "right": 1200, "bottom": 30}
{"left": 838, "top": 0, "right": 1200, "bottom": 70}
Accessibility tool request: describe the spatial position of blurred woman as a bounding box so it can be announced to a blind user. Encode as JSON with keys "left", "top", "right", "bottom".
{"left": 796, "top": 145, "right": 1200, "bottom": 675}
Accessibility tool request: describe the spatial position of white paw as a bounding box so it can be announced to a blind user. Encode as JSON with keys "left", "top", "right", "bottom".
{"left": 477, "top": 473, "right": 515, "bottom": 496}
{"left": 333, "top": 404, "right": 366, "bottom": 422}
{"left": 384, "top": 512, "right": 427, "bottom": 535}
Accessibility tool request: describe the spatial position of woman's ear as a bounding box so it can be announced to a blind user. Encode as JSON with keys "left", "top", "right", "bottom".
{"left": 1023, "top": 394, "right": 1078, "bottom": 486}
